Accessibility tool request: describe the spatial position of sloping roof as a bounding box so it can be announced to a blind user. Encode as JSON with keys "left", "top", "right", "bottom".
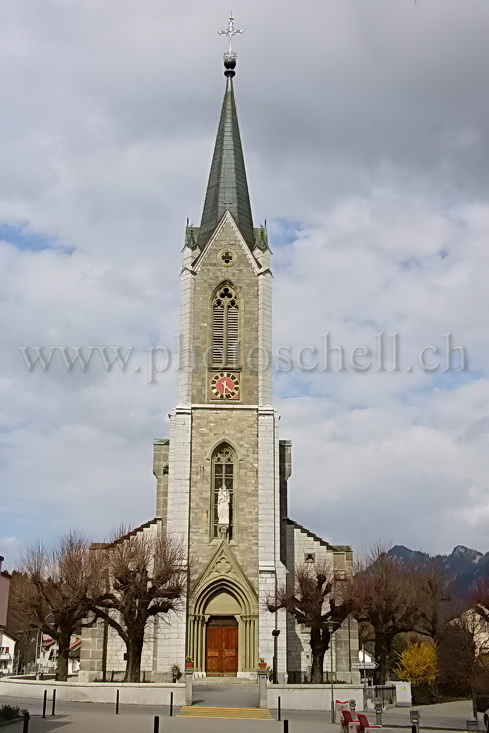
{"left": 90, "top": 517, "right": 161, "bottom": 549}
{"left": 0, "top": 629, "right": 19, "bottom": 643}
{"left": 286, "top": 517, "right": 349, "bottom": 552}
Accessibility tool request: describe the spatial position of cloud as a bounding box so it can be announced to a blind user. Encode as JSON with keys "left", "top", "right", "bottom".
{"left": 1, "top": 0, "right": 489, "bottom": 558}
{"left": 0, "top": 537, "right": 22, "bottom": 571}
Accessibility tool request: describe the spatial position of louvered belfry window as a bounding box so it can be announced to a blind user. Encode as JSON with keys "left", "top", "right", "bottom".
{"left": 212, "top": 284, "right": 239, "bottom": 367}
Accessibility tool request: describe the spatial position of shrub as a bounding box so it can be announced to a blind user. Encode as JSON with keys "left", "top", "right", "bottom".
{"left": 395, "top": 642, "right": 438, "bottom": 683}
{"left": 0, "top": 704, "right": 25, "bottom": 721}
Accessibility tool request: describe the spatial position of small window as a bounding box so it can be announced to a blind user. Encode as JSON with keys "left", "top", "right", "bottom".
{"left": 304, "top": 553, "right": 315, "bottom": 563}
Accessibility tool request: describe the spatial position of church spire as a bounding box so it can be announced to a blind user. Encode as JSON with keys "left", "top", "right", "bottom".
{"left": 197, "top": 15, "right": 255, "bottom": 251}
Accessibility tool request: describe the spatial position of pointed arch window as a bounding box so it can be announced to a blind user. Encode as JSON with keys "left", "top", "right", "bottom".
{"left": 212, "top": 444, "right": 235, "bottom": 539}
{"left": 212, "top": 284, "right": 239, "bottom": 367}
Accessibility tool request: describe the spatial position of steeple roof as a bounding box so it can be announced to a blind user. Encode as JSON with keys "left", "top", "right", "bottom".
{"left": 197, "top": 69, "right": 255, "bottom": 251}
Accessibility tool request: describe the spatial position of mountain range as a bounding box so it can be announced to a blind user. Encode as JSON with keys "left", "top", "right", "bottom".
{"left": 388, "top": 544, "right": 489, "bottom": 595}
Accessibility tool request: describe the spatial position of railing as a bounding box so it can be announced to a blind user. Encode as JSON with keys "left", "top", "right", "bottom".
{"left": 284, "top": 671, "right": 345, "bottom": 684}
{"left": 364, "top": 684, "right": 396, "bottom": 706}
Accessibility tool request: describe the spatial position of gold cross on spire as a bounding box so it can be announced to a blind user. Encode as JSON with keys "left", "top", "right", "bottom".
{"left": 218, "top": 12, "right": 243, "bottom": 58}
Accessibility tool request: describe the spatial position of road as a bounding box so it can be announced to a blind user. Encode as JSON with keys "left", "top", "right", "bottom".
{"left": 0, "top": 694, "right": 483, "bottom": 732}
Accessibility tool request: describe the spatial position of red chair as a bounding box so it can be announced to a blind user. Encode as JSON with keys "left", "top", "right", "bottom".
{"left": 340, "top": 709, "right": 360, "bottom": 733}
{"left": 356, "top": 712, "right": 382, "bottom": 732}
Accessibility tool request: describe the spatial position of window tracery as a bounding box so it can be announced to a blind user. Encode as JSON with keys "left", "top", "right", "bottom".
{"left": 212, "top": 444, "right": 235, "bottom": 539}
{"left": 212, "top": 284, "right": 239, "bottom": 367}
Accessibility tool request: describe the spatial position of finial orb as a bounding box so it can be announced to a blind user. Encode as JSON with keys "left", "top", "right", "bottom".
{"left": 223, "top": 52, "right": 237, "bottom": 77}
{"left": 224, "top": 54, "right": 237, "bottom": 69}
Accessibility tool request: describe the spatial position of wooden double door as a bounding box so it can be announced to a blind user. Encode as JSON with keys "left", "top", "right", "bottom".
{"left": 205, "top": 616, "right": 238, "bottom": 676}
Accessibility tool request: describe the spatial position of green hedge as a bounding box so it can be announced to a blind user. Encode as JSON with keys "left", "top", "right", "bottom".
{"left": 411, "top": 682, "right": 440, "bottom": 706}
{"left": 476, "top": 695, "right": 489, "bottom": 713}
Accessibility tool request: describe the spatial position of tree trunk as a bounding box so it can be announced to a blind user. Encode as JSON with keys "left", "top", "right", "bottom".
{"left": 471, "top": 686, "right": 478, "bottom": 720}
{"left": 310, "top": 627, "right": 327, "bottom": 684}
{"left": 56, "top": 629, "right": 71, "bottom": 682}
{"left": 124, "top": 633, "right": 144, "bottom": 683}
{"left": 374, "top": 630, "right": 391, "bottom": 685}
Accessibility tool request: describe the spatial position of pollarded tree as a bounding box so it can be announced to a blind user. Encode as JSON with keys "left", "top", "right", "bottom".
{"left": 91, "top": 528, "right": 187, "bottom": 683}
{"left": 15, "top": 532, "right": 98, "bottom": 681}
{"left": 268, "top": 560, "right": 352, "bottom": 683}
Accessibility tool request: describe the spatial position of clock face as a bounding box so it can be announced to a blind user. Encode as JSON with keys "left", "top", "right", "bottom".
{"left": 210, "top": 371, "right": 240, "bottom": 400}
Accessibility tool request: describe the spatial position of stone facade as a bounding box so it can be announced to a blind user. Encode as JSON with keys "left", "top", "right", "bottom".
{"left": 178, "top": 213, "right": 283, "bottom": 678}
{"left": 284, "top": 520, "right": 359, "bottom": 682}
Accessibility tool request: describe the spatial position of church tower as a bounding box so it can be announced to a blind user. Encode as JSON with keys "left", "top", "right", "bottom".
{"left": 153, "top": 19, "right": 288, "bottom": 677}
{"left": 80, "top": 16, "right": 358, "bottom": 684}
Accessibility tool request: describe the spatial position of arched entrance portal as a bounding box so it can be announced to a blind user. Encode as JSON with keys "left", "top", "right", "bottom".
{"left": 188, "top": 573, "right": 258, "bottom": 676}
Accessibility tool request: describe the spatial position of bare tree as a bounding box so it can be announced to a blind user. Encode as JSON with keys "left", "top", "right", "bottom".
{"left": 438, "top": 604, "right": 489, "bottom": 718}
{"left": 413, "top": 560, "right": 452, "bottom": 640}
{"left": 268, "top": 560, "right": 352, "bottom": 683}
{"left": 345, "top": 545, "right": 428, "bottom": 684}
{"left": 91, "top": 529, "right": 187, "bottom": 684}
{"left": 15, "top": 532, "right": 98, "bottom": 681}
{"left": 6, "top": 571, "right": 39, "bottom": 674}
{"left": 473, "top": 577, "right": 489, "bottom": 625}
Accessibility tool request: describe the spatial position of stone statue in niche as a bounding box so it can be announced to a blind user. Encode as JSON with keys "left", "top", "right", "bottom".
{"left": 217, "top": 484, "right": 230, "bottom": 526}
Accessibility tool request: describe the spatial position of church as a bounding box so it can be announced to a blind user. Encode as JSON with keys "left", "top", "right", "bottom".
{"left": 80, "top": 18, "right": 358, "bottom": 683}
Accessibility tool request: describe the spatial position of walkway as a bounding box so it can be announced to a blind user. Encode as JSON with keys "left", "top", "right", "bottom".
{"left": 192, "top": 678, "right": 259, "bottom": 708}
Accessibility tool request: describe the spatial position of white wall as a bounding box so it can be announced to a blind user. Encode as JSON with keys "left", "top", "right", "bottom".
{"left": 267, "top": 683, "right": 364, "bottom": 711}
{"left": 0, "top": 631, "right": 16, "bottom": 676}
{"left": 0, "top": 678, "right": 185, "bottom": 706}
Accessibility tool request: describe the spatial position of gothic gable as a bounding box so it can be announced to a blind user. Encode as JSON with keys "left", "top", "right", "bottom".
{"left": 191, "top": 540, "right": 258, "bottom": 616}
{"left": 192, "top": 211, "right": 261, "bottom": 275}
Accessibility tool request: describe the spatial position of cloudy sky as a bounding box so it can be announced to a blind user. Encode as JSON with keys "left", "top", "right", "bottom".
{"left": 1, "top": 0, "right": 489, "bottom": 569}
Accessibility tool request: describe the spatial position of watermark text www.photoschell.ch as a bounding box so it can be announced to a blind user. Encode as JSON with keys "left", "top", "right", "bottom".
{"left": 18, "top": 332, "right": 468, "bottom": 383}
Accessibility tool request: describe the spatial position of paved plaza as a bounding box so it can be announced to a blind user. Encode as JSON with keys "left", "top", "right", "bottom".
{"left": 0, "top": 693, "right": 484, "bottom": 733}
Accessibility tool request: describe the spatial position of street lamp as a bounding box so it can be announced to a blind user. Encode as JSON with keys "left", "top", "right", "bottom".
{"left": 326, "top": 620, "right": 337, "bottom": 724}
{"left": 272, "top": 629, "right": 280, "bottom": 684}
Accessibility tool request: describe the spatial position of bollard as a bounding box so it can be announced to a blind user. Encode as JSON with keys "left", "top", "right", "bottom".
{"left": 410, "top": 708, "right": 420, "bottom": 733}
{"left": 349, "top": 699, "right": 356, "bottom": 714}
{"left": 374, "top": 701, "right": 383, "bottom": 726}
{"left": 283, "top": 719, "right": 289, "bottom": 733}
{"left": 22, "top": 711, "right": 30, "bottom": 733}
{"left": 466, "top": 720, "right": 479, "bottom": 732}
{"left": 170, "top": 691, "right": 173, "bottom": 717}
{"left": 51, "top": 689, "right": 56, "bottom": 716}
{"left": 278, "top": 695, "right": 281, "bottom": 722}
{"left": 154, "top": 715, "right": 160, "bottom": 733}
{"left": 42, "top": 690, "right": 47, "bottom": 718}
{"left": 115, "top": 688, "right": 120, "bottom": 715}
